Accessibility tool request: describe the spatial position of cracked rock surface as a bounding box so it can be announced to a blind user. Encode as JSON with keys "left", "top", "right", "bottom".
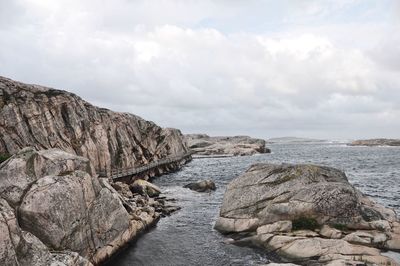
{"left": 0, "top": 148, "right": 177, "bottom": 265}
{"left": 0, "top": 76, "right": 189, "bottom": 176}
{"left": 215, "top": 163, "right": 400, "bottom": 265}
{"left": 185, "top": 134, "right": 270, "bottom": 156}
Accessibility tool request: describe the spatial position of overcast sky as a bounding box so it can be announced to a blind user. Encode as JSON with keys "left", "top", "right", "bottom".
{"left": 1, "top": 0, "right": 399, "bottom": 140}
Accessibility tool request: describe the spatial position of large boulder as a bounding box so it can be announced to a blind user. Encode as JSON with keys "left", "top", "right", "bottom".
{"left": 0, "top": 148, "right": 160, "bottom": 265}
{"left": 215, "top": 163, "right": 400, "bottom": 265}
{"left": 0, "top": 197, "right": 92, "bottom": 266}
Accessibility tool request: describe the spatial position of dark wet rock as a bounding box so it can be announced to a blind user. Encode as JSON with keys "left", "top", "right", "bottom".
{"left": 184, "top": 179, "right": 216, "bottom": 192}
{"left": 215, "top": 163, "right": 400, "bottom": 265}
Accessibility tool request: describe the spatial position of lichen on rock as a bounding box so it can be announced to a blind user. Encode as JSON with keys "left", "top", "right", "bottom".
{"left": 215, "top": 163, "right": 400, "bottom": 265}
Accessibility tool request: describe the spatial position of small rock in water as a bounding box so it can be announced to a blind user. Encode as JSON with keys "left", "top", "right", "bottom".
{"left": 183, "top": 179, "right": 216, "bottom": 192}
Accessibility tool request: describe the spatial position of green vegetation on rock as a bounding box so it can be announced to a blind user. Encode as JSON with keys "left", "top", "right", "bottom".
{"left": 292, "top": 217, "right": 319, "bottom": 231}
{"left": 0, "top": 153, "right": 10, "bottom": 164}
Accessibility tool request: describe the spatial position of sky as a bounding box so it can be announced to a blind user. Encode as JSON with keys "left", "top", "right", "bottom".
{"left": 0, "top": 0, "right": 399, "bottom": 140}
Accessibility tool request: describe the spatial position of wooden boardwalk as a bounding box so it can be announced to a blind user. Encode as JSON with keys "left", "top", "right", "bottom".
{"left": 97, "top": 152, "right": 192, "bottom": 180}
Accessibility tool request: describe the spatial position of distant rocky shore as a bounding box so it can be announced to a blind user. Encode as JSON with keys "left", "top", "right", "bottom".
{"left": 349, "top": 138, "right": 400, "bottom": 147}
{"left": 185, "top": 134, "right": 270, "bottom": 157}
{"left": 215, "top": 163, "right": 400, "bottom": 265}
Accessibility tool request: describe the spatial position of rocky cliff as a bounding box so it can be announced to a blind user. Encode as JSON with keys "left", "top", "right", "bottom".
{"left": 215, "top": 163, "right": 400, "bottom": 265}
{"left": 0, "top": 76, "right": 189, "bottom": 175}
{"left": 185, "top": 134, "right": 270, "bottom": 156}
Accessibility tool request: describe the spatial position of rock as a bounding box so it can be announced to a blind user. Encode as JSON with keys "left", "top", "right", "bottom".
{"left": 348, "top": 138, "right": 400, "bottom": 147}
{"left": 215, "top": 163, "right": 400, "bottom": 265}
{"left": 214, "top": 217, "right": 259, "bottom": 233}
{"left": 343, "top": 231, "right": 373, "bottom": 244}
{"left": 185, "top": 134, "right": 270, "bottom": 156}
{"left": 133, "top": 179, "right": 162, "bottom": 197}
{"left": 0, "top": 197, "right": 92, "bottom": 266}
{"left": 257, "top": 221, "right": 292, "bottom": 235}
{"left": 320, "top": 225, "right": 342, "bottom": 239}
{"left": 112, "top": 182, "right": 133, "bottom": 198}
{"left": 0, "top": 148, "right": 161, "bottom": 265}
{"left": 0, "top": 76, "right": 190, "bottom": 177}
{"left": 386, "top": 233, "right": 400, "bottom": 250}
{"left": 183, "top": 179, "right": 216, "bottom": 192}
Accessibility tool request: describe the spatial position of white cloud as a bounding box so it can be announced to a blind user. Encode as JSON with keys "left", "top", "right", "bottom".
{"left": 0, "top": 0, "right": 399, "bottom": 139}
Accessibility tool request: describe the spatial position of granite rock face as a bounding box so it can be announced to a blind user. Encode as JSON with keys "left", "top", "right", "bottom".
{"left": 215, "top": 163, "right": 400, "bottom": 265}
{"left": 0, "top": 148, "right": 172, "bottom": 265}
{"left": 349, "top": 138, "right": 400, "bottom": 147}
{"left": 185, "top": 134, "right": 270, "bottom": 156}
{"left": 0, "top": 76, "right": 189, "bottom": 175}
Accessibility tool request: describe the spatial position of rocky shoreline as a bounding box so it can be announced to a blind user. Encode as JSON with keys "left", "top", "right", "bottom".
{"left": 215, "top": 163, "right": 400, "bottom": 265}
{"left": 349, "top": 138, "right": 400, "bottom": 147}
{"left": 0, "top": 76, "right": 191, "bottom": 265}
{"left": 0, "top": 147, "right": 184, "bottom": 265}
{"left": 185, "top": 134, "right": 271, "bottom": 157}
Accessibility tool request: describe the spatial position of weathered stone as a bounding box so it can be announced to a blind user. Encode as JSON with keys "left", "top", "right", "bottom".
{"left": 386, "top": 233, "right": 400, "bottom": 250}
{"left": 257, "top": 221, "right": 292, "bottom": 235}
{"left": 133, "top": 179, "right": 162, "bottom": 197}
{"left": 0, "top": 148, "right": 163, "bottom": 265}
{"left": 0, "top": 76, "right": 190, "bottom": 177}
{"left": 112, "top": 182, "right": 133, "bottom": 198}
{"left": 183, "top": 179, "right": 216, "bottom": 192}
{"left": 185, "top": 134, "right": 270, "bottom": 156}
{"left": 214, "top": 217, "right": 259, "bottom": 233}
{"left": 320, "top": 225, "right": 342, "bottom": 239}
{"left": 343, "top": 231, "right": 373, "bottom": 245}
{"left": 216, "top": 163, "right": 400, "bottom": 265}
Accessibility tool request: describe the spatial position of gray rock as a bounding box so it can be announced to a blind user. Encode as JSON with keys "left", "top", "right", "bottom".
{"left": 184, "top": 179, "right": 216, "bottom": 192}
{"left": 348, "top": 138, "right": 400, "bottom": 146}
{"left": 185, "top": 134, "right": 270, "bottom": 156}
{"left": 0, "top": 76, "right": 190, "bottom": 177}
{"left": 0, "top": 148, "right": 161, "bottom": 265}
{"left": 132, "top": 179, "right": 162, "bottom": 197}
{"left": 215, "top": 163, "right": 400, "bottom": 265}
{"left": 0, "top": 197, "right": 92, "bottom": 266}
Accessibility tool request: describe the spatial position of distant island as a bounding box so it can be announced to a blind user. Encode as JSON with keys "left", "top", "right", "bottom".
{"left": 267, "top": 136, "right": 326, "bottom": 143}
{"left": 349, "top": 138, "right": 400, "bottom": 147}
{"left": 184, "top": 134, "right": 270, "bottom": 157}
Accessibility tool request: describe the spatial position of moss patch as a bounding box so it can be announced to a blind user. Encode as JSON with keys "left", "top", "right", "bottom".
{"left": 292, "top": 217, "right": 320, "bottom": 231}
{"left": 0, "top": 153, "right": 11, "bottom": 164}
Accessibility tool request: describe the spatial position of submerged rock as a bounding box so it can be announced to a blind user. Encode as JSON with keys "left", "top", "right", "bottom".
{"left": 185, "top": 134, "right": 270, "bottom": 156}
{"left": 184, "top": 179, "right": 216, "bottom": 192}
{"left": 215, "top": 163, "right": 400, "bottom": 265}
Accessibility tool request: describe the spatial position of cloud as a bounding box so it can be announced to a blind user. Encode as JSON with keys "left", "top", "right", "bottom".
{"left": 0, "top": 0, "right": 399, "bottom": 139}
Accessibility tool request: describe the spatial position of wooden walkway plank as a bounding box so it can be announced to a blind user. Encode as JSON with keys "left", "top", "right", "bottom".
{"left": 96, "top": 152, "right": 192, "bottom": 180}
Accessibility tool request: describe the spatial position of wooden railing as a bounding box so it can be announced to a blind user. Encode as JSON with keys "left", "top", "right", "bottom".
{"left": 97, "top": 152, "right": 192, "bottom": 180}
